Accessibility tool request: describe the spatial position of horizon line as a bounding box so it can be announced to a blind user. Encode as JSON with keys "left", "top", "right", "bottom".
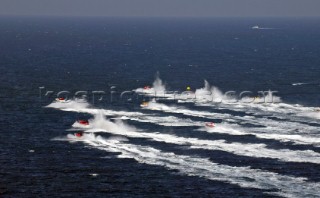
{"left": 1, "top": 14, "right": 320, "bottom": 19}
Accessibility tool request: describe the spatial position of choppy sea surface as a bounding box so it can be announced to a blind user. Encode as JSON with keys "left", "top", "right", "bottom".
{"left": 0, "top": 17, "right": 320, "bottom": 197}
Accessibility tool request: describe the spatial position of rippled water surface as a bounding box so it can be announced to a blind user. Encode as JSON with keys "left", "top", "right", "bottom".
{"left": 0, "top": 17, "right": 320, "bottom": 197}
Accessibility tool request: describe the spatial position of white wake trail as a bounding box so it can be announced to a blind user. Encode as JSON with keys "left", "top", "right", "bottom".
{"left": 142, "top": 100, "right": 320, "bottom": 146}
{"left": 57, "top": 134, "right": 320, "bottom": 198}
{"left": 46, "top": 100, "right": 320, "bottom": 147}
{"left": 70, "top": 113, "right": 320, "bottom": 164}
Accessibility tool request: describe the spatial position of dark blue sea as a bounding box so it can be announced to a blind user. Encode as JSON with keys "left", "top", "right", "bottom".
{"left": 0, "top": 17, "right": 320, "bottom": 197}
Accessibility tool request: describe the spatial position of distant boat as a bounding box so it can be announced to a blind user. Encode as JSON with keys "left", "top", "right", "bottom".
{"left": 55, "top": 97, "right": 69, "bottom": 103}
{"left": 77, "top": 120, "right": 89, "bottom": 126}
{"left": 140, "top": 101, "right": 149, "bottom": 108}
{"left": 205, "top": 122, "right": 215, "bottom": 128}
{"left": 251, "top": 25, "right": 274, "bottom": 30}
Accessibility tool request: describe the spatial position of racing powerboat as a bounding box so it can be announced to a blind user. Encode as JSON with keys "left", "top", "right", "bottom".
{"left": 205, "top": 122, "right": 215, "bottom": 128}
{"left": 72, "top": 119, "right": 91, "bottom": 128}
{"left": 77, "top": 120, "right": 89, "bottom": 126}
{"left": 74, "top": 132, "right": 83, "bottom": 138}
{"left": 55, "top": 97, "right": 69, "bottom": 102}
{"left": 140, "top": 101, "right": 149, "bottom": 108}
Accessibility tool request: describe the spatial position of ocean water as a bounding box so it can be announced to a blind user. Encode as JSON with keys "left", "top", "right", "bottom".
{"left": 0, "top": 17, "right": 320, "bottom": 197}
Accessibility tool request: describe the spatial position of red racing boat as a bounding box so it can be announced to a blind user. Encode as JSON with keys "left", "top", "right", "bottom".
{"left": 205, "top": 122, "right": 215, "bottom": 128}
{"left": 78, "top": 120, "right": 89, "bottom": 125}
{"left": 74, "top": 132, "right": 83, "bottom": 137}
{"left": 55, "top": 97, "right": 67, "bottom": 102}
